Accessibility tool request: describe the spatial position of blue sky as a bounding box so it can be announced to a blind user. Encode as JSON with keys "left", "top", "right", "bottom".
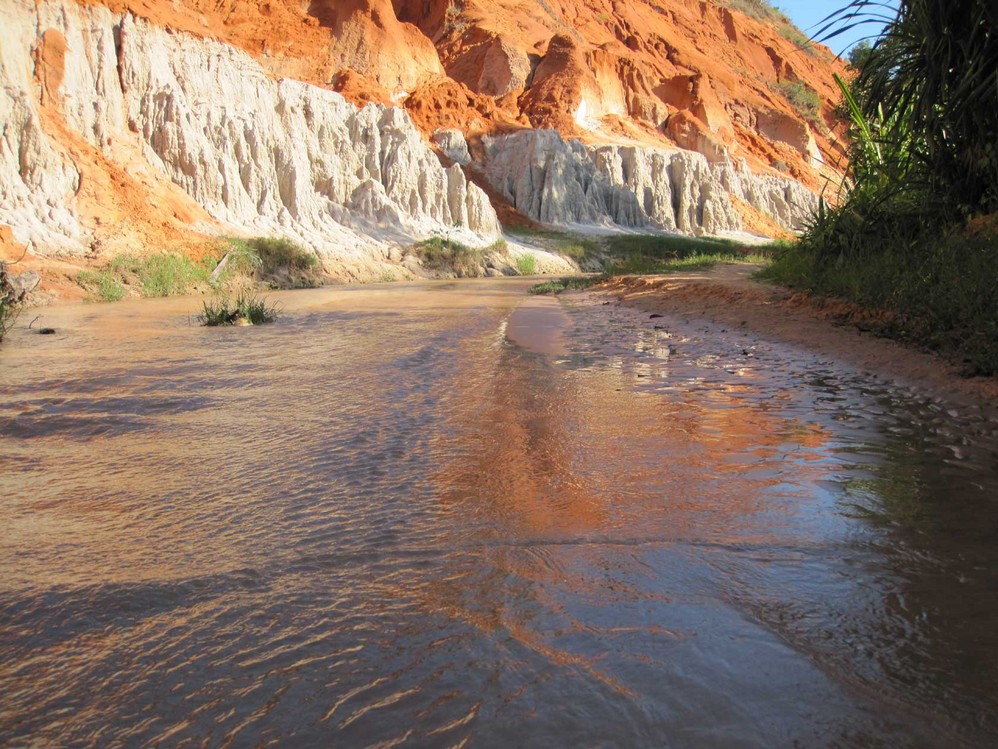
{"left": 776, "top": 1, "right": 898, "bottom": 54}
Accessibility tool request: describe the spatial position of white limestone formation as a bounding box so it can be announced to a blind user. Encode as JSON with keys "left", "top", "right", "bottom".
{"left": 481, "top": 130, "right": 817, "bottom": 235}
{"left": 0, "top": 17, "right": 84, "bottom": 253}
{"left": 0, "top": 0, "right": 821, "bottom": 282}
{"left": 0, "top": 0, "right": 500, "bottom": 269}
{"left": 432, "top": 130, "right": 472, "bottom": 166}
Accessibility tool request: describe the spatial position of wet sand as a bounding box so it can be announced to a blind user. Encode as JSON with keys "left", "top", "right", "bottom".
{"left": 504, "top": 295, "right": 572, "bottom": 355}
{"left": 594, "top": 264, "right": 998, "bottom": 410}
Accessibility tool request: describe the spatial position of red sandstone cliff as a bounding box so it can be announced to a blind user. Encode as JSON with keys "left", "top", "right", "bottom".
{"left": 77, "top": 0, "right": 847, "bottom": 185}
{"left": 0, "top": 0, "right": 849, "bottom": 291}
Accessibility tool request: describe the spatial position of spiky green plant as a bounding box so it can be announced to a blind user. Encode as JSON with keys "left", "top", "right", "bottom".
{"left": 764, "top": 0, "right": 998, "bottom": 373}
{"left": 819, "top": 0, "right": 998, "bottom": 213}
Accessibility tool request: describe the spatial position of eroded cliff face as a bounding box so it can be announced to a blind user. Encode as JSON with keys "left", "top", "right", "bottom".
{"left": 481, "top": 130, "right": 816, "bottom": 235}
{"left": 0, "top": 0, "right": 848, "bottom": 289}
{"left": 0, "top": 0, "right": 499, "bottom": 279}
{"left": 396, "top": 0, "right": 846, "bottom": 184}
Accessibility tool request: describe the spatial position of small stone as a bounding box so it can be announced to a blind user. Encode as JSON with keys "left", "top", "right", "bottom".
{"left": 10, "top": 271, "right": 41, "bottom": 295}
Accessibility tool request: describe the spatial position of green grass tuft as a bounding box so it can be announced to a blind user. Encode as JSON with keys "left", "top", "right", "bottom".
{"left": 529, "top": 276, "right": 608, "bottom": 295}
{"left": 76, "top": 237, "right": 325, "bottom": 304}
{"left": 487, "top": 238, "right": 509, "bottom": 254}
{"left": 200, "top": 292, "right": 278, "bottom": 326}
{"left": 716, "top": 0, "right": 784, "bottom": 23}
{"left": 247, "top": 237, "right": 317, "bottom": 274}
{"left": 240, "top": 237, "right": 322, "bottom": 288}
{"left": 516, "top": 253, "right": 537, "bottom": 275}
{"left": 77, "top": 270, "right": 127, "bottom": 302}
{"left": 78, "top": 253, "right": 211, "bottom": 300}
{"left": 779, "top": 24, "right": 814, "bottom": 54}
{"left": 137, "top": 254, "right": 210, "bottom": 297}
{"left": 772, "top": 80, "right": 822, "bottom": 120}
{"left": 410, "top": 236, "right": 488, "bottom": 277}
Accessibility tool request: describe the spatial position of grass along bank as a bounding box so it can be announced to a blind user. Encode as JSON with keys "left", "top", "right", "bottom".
{"left": 528, "top": 233, "right": 775, "bottom": 294}
{"left": 76, "top": 237, "right": 323, "bottom": 302}
{"left": 768, "top": 0, "right": 998, "bottom": 375}
{"left": 762, "top": 224, "right": 998, "bottom": 375}
{"left": 406, "top": 236, "right": 510, "bottom": 278}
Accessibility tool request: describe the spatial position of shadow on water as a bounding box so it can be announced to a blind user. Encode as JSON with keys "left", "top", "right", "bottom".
{"left": 0, "top": 280, "right": 996, "bottom": 747}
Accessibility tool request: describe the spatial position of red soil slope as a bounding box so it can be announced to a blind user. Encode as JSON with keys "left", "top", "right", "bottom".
{"left": 75, "top": 0, "right": 848, "bottom": 186}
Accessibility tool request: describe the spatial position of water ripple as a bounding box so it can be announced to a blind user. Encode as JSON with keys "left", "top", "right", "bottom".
{"left": 0, "top": 282, "right": 996, "bottom": 747}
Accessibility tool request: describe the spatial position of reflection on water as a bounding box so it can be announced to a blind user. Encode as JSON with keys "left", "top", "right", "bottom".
{"left": 1, "top": 280, "right": 996, "bottom": 747}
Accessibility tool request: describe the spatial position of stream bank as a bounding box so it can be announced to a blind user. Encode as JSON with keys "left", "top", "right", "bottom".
{"left": 595, "top": 265, "right": 998, "bottom": 409}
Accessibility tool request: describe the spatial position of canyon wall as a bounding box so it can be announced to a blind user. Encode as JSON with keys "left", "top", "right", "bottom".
{"left": 0, "top": 0, "right": 849, "bottom": 288}
{"left": 0, "top": 0, "right": 500, "bottom": 277}
{"left": 481, "top": 130, "right": 817, "bottom": 235}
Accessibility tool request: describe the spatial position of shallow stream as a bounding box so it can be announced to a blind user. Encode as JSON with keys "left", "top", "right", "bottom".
{"left": 1, "top": 280, "right": 996, "bottom": 747}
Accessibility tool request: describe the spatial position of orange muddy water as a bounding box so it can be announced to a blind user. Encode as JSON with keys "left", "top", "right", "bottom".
{"left": 1, "top": 279, "right": 997, "bottom": 747}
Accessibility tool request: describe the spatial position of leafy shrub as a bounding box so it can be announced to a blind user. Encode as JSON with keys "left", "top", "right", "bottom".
{"left": 847, "top": 39, "right": 874, "bottom": 71}
{"left": 0, "top": 262, "right": 26, "bottom": 342}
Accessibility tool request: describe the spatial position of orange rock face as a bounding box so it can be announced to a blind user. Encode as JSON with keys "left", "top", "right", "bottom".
{"left": 3, "top": 0, "right": 849, "bottom": 294}
{"left": 82, "top": 0, "right": 847, "bottom": 188}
